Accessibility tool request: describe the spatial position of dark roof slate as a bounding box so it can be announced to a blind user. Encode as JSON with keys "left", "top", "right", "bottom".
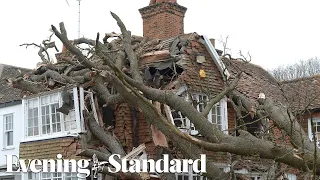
{"left": 0, "top": 64, "right": 30, "bottom": 104}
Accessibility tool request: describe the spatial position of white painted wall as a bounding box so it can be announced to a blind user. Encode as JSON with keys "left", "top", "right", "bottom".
{"left": 0, "top": 103, "right": 23, "bottom": 179}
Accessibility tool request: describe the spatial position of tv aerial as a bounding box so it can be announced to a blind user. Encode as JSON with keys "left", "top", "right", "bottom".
{"left": 65, "top": 0, "right": 82, "bottom": 38}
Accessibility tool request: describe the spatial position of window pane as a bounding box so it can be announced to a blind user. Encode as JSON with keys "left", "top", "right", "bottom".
{"left": 212, "top": 106, "right": 216, "bottom": 115}
{"left": 217, "top": 105, "right": 221, "bottom": 115}
{"left": 50, "top": 94, "right": 58, "bottom": 103}
{"left": 42, "top": 105, "right": 50, "bottom": 135}
{"left": 177, "top": 175, "right": 189, "bottom": 180}
{"left": 34, "top": 127, "right": 39, "bottom": 136}
{"left": 52, "top": 172, "right": 62, "bottom": 180}
{"left": 193, "top": 176, "right": 201, "bottom": 180}
{"left": 28, "top": 128, "right": 33, "bottom": 136}
{"left": 34, "top": 117, "right": 38, "bottom": 126}
{"left": 28, "top": 118, "right": 34, "bottom": 127}
{"left": 28, "top": 103, "right": 39, "bottom": 137}
{"left": 217, "top": 115, "right": 221, "bottom": 124}
{"left": 51, "top": 103, "right": 61, "bottom": 133}
{"left": 41, "top": 106, "right": 45, "bottom": 115}
{"left": 42, "top": 172, "right": 51, "bottom": 180}
{"left": 28, "top": 172, "right": 33, "bottom": 179}
{"left": 53, "top": 172, "right": 62, "bottom": 177}
{"left": 65, "top": 172, "right": 78, "bottom": 180}
{"left": 52, "top": 114, "right": 56, "bottom": 123}
{"left": 28, "top": 109, "right": 33, "bottom": 118}
{"left": 34, "top": 108, "right": 38, "bottom": 117}
{"left": 7, "top": 131, "right": 13, "bottom": 146}
{"left": 56, "top": 111, "right": 61, "bottom": 123}
{"left": 316, "top": 125, "right": 320, "bottom": 133}
{"left": 28, "top": 172, "right": 39, "bottom": 180}
{"left": 212, "top": 114, "right": 216, "bottom": 124}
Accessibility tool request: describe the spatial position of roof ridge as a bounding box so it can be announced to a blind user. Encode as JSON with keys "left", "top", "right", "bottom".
{"left": 0, "top": 63, "right": 30, "bottom": 71}
{"left": 282, "top": 74, "right": 320, "bottom": 84}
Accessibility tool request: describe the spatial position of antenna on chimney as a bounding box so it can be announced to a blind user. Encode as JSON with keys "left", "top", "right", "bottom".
{"left": 65, "top": 0, "right": 82, "bottom": 38}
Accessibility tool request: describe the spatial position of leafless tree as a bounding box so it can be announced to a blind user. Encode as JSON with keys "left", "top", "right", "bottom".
{"left": 271, "top": 57, "right": 320, "bottom": 81}
{"left": 11, "top": 12, "right": 320, "bottom": 180}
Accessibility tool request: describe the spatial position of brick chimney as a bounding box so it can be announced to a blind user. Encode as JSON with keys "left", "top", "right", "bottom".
{"left": 139, "top": 0, "right": 187, "bottom": 39}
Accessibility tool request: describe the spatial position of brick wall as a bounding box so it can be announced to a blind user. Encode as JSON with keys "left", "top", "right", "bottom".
{"left": 20, "top": 137, "right": 82, "bottom": 160}
{"left": 114, "top": 103, "right": 134, "bottom": 153}
{"left": 139, "top": 2, "right": 187, "bottom": 39}
{"left": 114, "top": 103, "right": 157, "bottom": 158}
{"left": 178, "top": 38, "right": 225, "bottom": 95}
{"left": 227, "top": 102, "right": 236, "bottom": 135}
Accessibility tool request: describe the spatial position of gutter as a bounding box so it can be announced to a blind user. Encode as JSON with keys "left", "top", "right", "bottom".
{"left": 0, "top": 100, "right": 22, "bottom": 108}
{"left": 200, "top": 35, "right": 230, "bottom": 81}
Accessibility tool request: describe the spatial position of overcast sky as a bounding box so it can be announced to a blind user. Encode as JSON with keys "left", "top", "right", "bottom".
{"left": 1, "top": 0, "right": 320, "bottom": 71}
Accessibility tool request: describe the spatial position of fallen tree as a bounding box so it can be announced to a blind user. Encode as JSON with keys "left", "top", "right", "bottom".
{"left": 13, "top": 12, "right": 320, "bottom": 180}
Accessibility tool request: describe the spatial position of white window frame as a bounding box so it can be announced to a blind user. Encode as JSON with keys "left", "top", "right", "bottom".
{"left": 189, "top": 94, "right": 228, "bottom": 135}
{"left": 25, "top": 172, "right": 77, "bottom": 180}
{"left": 175, "top": 165, "right": 209, "bottom": 180}
{"left": 23, "top": 88, "right": 82, "bottom": 142}
{"left": 171, "top": 93, "right": 228, "bottom": 135}
{"left": 40, "top": 94, "right": 62, "bottom": 135}
{"left": 26, "top": 172, "right": 40, "bottom": 180}
{"left": 27, "top": 98, "right": 40, "bottom": 137}
{"left": 285, "top": 173, "right": 297, "bottom": 180}
{"left": 64, "top": 172, "right": 78, "bottom": 180}
{"left": 175, "top": 164, "right": 229, "bottom": 180}
{"left": 308, "top": 118, "right": 320, "bottom": 146}
{"left": 3, "top": 113, "right": 14, "bottom": 148}
{"left": 234, "top": 169, "right": 262, "bottom": 180}
{"left": 41, "top": 172, "right": 62, "bottom": 180}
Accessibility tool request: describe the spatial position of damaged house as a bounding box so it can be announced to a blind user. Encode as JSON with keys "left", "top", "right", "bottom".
{"left": 2, "top": 0, "right": 320, "bottom": 180}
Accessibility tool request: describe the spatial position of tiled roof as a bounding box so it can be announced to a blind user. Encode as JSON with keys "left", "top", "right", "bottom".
{"left": 228, "top": 60, "right": 285, "bottom": 104}
{"left": 234, "top": 157, "right": 274, "bottom": 171}
{"left": 281, "top": 75, "right": 320, "bottom": 111}
{"left": 227, "top": 59, "right": 320, "bottom": 112}
{"left": 0, "top": 64, "right": 30, "bottom": 104}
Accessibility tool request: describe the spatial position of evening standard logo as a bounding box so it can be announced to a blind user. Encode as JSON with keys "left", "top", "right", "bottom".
{"left": 6, "top": 154, "right": 206, "bottom": 177}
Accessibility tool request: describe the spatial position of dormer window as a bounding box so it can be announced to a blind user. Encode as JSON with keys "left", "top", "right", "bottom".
{"left": 172, "top": 94, "right": 228, "bottom": 135}
{"left": 193, "top": 94, "right": 224, "bottom": 131}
